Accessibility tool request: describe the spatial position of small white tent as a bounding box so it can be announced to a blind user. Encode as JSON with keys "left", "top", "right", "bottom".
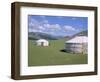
{"left": 65, "top": 36, "right": 88, "bottom": 54}
{"left": 36, "top": 39, "right": 49, "bottom": 46}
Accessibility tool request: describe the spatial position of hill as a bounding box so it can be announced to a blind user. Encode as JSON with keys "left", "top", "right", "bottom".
{"left": 28, "top": 32, "right": 58, "bottom": 40}
{"left": 64, "top": 30, "right": 88, "bottom": 40}
{"left": 74, "top": 30, "right": 88, "bottom": 36}
{"left": 28, "top": 30, "right": 88, "bottom": 40}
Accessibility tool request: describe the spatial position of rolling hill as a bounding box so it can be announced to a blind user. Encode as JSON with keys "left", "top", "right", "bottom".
{"left": 28, "top": 30, "right": 88, "bottom": 40}
{"left": 74, "top": 30, "right": 88, "bottom": 36}
{"left": 64, "top": 30, "right": 88, "bottom": 40}
{"left": 28, "top": 32, "right": 59, "bottom": 40}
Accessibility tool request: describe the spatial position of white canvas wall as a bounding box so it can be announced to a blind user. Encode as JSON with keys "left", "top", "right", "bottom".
{"left": 36, "top": 39, "right": 49, "bottom": 46}
{"left": 65, "top": 36, "right": 88, "bottom": 54}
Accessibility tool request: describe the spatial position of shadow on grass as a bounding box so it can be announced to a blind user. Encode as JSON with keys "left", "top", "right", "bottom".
{"left": 60, "top": 49, "right": 66, "bottom": 52}
{"left": 60, "top": 49, "right": 88, "bottom": 55}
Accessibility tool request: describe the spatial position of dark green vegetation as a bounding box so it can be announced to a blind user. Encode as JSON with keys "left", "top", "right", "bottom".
{"left": 28, "top": 39, "right": 87, "bottom": 66}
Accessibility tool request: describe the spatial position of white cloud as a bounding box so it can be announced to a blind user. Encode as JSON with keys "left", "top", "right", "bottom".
{"left": 54, "top": 24, "right": 61, "bottom": 29}
{"left": 29, "top": 29, "right": 38, "bottom": 32}
{"left": 43, "top": 23, "right": 61, "bottom": 30}
{"left": 43, "top": 20, "right": 49, "bottom": 24}
{"left": 38, "top": 26, "right": 45, "bottom": 30}
{"left": 43, "top": 24, "right": 50, "bottom": 28}
{"left": 63, "top": 25, "right": 76, "bottom": 31}
{"left": 29, "top": 19, "right": 39, "bottom": 29}
{"left": 28, "top": 17, "right": 78, "bottom": 36}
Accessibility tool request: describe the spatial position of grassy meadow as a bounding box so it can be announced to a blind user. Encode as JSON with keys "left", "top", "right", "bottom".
{"left": 28, "top": 39, "right": 87, "bottom": 66}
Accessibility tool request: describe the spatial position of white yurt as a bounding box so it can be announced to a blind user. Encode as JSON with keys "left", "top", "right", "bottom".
{"left": 65, "top": 36, "right": 88, "bottom": 54}
{"left": 36, "top": 39, "right": 49, "bottom": 46}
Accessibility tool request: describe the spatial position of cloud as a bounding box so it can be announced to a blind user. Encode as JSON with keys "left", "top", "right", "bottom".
{"left": 28, "top": 18, "right": 46, "bottom": 32}
{"left": 28, "top": 19, "right": 39, "bottom": 29}
{"left": 43, "top": 20, "right": 49, "bottom": 24}
{"left": 43, "top": 23, "right": 61, "bottom": 30}
{"left": 28, "top": 17, "right": 79, "bottom": 36}
{"left": 38, "top": 26, "right": 45, "bottom": 30}
{"left": 63, "top": 25, "right": 76, "bottom": 31}
{"left": 43, "top": 23, "right": 50, "bottom": 28}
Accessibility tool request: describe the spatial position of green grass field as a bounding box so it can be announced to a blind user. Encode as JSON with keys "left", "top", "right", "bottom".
{"left": 28, "top": 39, "right": 87, "bottom": 66}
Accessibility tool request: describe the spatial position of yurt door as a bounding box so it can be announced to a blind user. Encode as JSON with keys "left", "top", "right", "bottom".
{"left": 41, "top": 42, "right": 44, "bottom": 46}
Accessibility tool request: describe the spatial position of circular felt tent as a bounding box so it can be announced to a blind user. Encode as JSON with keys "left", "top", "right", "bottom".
{"left": 36, "top": 39, "right": 49, "bottom": 46}
{"left": 65, "top": 36, "right": 88, "bottom": 54}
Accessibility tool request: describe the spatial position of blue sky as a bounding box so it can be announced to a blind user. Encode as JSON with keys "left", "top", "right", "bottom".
{"left": 28, "top": 15, "right": 88, "bottom": 36}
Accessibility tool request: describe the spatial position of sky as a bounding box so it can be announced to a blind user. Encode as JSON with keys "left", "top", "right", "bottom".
{"left": 28, "top": 15, "right": 88, "bottom": 36}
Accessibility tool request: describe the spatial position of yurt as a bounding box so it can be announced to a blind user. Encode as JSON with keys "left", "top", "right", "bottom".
{"left": 36, "top": 39, "right": 49, "bottom": 46}
{"left": 65, "top": 36, "right": 88, "bottom": 54}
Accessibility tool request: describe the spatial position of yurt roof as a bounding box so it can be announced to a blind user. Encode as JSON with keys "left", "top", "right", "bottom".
{"left": 36, "top": 39, "right": 48, "bottom": 42}
{"left": 65, "top": 36, "right": 88, "bottom": 43}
